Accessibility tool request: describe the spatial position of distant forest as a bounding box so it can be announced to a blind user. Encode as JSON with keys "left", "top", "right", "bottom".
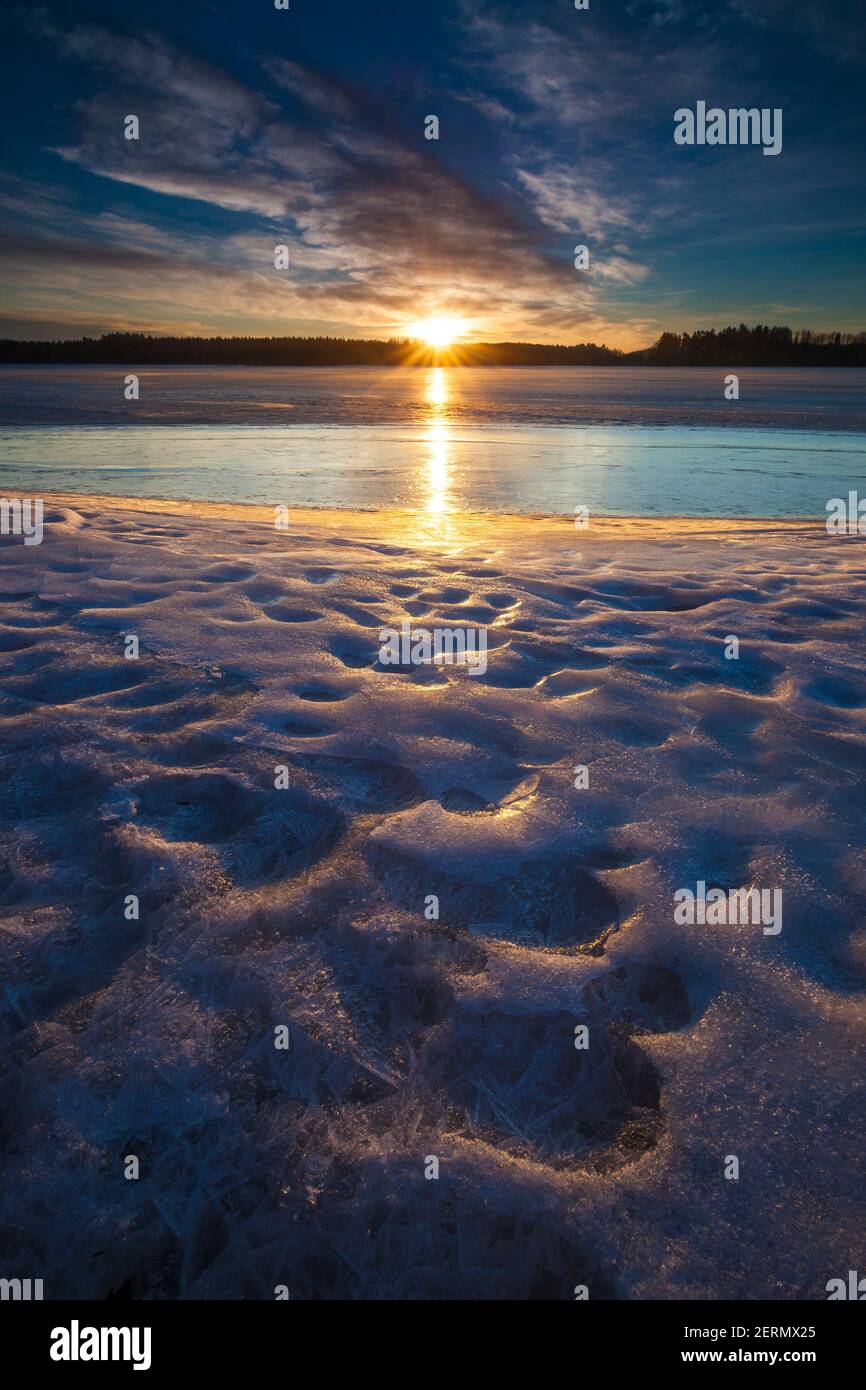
{"left": 1, "top": 324, "right": 864, "bottom": 367}
{"left": 632, "top": 325, "right": 866, "bottom": 367}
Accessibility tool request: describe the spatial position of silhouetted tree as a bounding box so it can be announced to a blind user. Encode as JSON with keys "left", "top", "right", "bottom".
{"left": 632, "top": 324, "right": 865, "bottom": 367}
{"left": 0, "top": 326, "right": 863, "bottom": 366}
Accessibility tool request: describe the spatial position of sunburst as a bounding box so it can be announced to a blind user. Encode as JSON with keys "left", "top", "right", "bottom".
{"left": 412, "top": 317, "right": 465, "bottom": 349}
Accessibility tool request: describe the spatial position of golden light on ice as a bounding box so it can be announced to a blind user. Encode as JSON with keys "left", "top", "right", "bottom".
{"left": 423, "top": 422, "right": 451, "bottom": 515}
{"left": 425, "top": 366, "right": 449, "bottom": 408}
{"left": 413, "top": 317, "right": 465, "bottom": 349}
{"left": 420, "top": 369, "right": 454, "bottom": 521}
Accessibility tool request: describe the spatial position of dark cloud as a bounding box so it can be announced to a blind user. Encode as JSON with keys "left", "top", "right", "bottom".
{"left": 6, "top": 17, "right": 611, "bottom": 341}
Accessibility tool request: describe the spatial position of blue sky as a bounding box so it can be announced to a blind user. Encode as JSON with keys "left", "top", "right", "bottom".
{"left": 0, "top": 0, "right": 864, "bottom": 346}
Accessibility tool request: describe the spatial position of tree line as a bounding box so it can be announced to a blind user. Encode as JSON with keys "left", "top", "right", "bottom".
{"left": 0, "top": 325, "right": 863, "bottom": 366}
{"left": 630, "top": 325, "right": 866, "bottom": 367}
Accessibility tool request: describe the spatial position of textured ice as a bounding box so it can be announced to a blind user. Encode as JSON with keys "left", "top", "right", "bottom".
{"left": 1, "top": 499, "right": 865, "bottom": 1299}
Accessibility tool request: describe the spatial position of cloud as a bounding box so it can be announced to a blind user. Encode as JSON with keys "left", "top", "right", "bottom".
{"left": 515, "top": 169, "right": 636, "bottom": 240}
{"left": 263, "top": 58, "right": 357, "bottom": 122}
{"left": 452, "top": 90, "right": 516, "bottom": 128}
{"left": 3, "top": 17, "right": 640, "bottom": 342}
{"left": 457, "top": 0, "right": 724, "bottom": 132}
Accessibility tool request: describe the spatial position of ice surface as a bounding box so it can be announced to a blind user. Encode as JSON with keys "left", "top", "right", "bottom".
{"left": 1, "top": 499, "right": 865, "bottom": 1298}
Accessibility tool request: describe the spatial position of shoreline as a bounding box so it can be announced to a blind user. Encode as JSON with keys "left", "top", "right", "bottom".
{"left": 4, "top": 360, "right": 866, "bottom": 371}
{"left": 32, "top": 491, "right": 833, "bottom": 539}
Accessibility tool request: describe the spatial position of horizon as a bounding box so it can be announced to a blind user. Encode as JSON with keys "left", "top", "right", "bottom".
{"left": 3, "top": 321, "right": 865, "bottom": 352}
{"left": 1, "top": 2, "right": 865, "bottom": 348}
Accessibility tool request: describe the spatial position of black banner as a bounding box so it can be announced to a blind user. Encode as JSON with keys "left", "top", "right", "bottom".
{"left": 2, "top": 1298, "right": 860, "bottom": 1375}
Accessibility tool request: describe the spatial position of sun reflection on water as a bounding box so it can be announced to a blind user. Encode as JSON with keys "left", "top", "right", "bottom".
{"left": 424, "top": 421, "right": 451, "bottom": 516}
{"left": 425, "top": 366, "right": 449, "bottom": 410}
{"left": 421, "top": 368, "right": 454, "bottom": 523}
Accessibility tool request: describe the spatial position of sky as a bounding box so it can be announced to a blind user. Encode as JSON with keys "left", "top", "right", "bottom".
{"left": 0, "top": 0, "right": 864, "bottom": 349}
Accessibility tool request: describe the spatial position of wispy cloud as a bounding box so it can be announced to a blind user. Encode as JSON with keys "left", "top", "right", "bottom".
{"left": 7, "top": 16, "right": 636, "bottom": 340}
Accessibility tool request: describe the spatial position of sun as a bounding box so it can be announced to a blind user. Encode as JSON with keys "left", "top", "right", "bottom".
{"left": 413, "top": 317, "right": 465, "bottom": 349}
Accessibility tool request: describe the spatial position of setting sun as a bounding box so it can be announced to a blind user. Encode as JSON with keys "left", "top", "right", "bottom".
{"left": 413, "top": 316, "right": 465, "bottom": 349}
